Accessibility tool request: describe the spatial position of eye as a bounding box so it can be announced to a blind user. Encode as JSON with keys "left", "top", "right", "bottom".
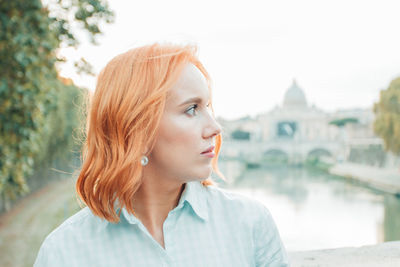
{"left": 186, "top": 104, "right": 198, "bottom": 116}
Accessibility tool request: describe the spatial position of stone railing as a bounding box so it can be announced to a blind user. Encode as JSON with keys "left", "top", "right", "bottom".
{"left": 289, "top": 241, "right": 400, "bottom": 267}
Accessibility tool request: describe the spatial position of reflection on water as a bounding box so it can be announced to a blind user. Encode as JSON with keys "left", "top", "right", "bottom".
{"left": 215, "top": 160, "right": 400, "bottom": 251}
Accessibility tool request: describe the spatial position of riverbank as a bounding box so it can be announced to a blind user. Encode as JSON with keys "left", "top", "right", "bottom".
{"left": 329, "top": 162, "right": 400, "bottom": 196}
{"left": 289, "top": 241, "right": 400, "bottom": 267}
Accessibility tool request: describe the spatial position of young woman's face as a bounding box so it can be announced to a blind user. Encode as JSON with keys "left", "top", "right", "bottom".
{"left": 147, "top": 64, "right": 221, "bottom": 182}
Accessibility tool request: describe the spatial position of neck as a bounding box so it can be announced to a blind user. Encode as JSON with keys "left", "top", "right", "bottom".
{"left": 132, "top": 170, "right": 185, "bottom": 229}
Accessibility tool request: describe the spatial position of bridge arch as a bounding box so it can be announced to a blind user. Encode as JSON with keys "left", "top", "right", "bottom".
{"left": 306, "top": 148, "right": 333, "bottom": 160}
{"left": 263, "top": 149, "right": 289, "bottom": 163}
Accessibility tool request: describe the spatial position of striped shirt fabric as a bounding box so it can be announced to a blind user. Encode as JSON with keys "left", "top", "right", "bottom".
{"left": 34, "top": 181, "right": 290, "bottom": 267}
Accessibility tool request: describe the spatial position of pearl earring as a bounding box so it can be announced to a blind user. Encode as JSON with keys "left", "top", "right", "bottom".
{"left": 141, "top": 156, "right": 148, "bottom": 166}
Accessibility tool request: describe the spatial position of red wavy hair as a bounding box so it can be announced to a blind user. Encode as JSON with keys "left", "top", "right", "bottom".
{"left": 76, "top": 43, "right": 224, "bottom": 223}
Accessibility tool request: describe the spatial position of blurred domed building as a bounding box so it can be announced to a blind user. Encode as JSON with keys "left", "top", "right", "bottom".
{"left": 282, "top": 79, "right": 308, "bottom": 109}
{"left": 218, "top": 79, "right": 380, "bottom": 165}
{"left": 257, "top": 79, "right": 336, "bottom": 142}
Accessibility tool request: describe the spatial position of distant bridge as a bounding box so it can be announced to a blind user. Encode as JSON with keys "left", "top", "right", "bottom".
{"left": 220, "top": 139, "right": 343, "bottom": 164}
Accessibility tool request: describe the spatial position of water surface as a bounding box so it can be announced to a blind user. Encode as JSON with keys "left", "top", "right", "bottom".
{"left": 216, "top": 160, "right": 400, "bottom": 251}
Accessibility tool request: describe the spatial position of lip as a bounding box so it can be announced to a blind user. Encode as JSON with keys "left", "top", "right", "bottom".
{"left": 201, "top": 146, "right": 215, "bottom": 158}
{"left": 201, "top": 151, "right": 215, "bottom": 158}
{"left": 201, "top": 146, "right": 215, "bottom": 154}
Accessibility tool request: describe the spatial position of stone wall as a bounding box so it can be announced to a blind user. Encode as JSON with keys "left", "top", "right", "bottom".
{"left": 289, "top": 241, "right": 400, "bottom": 267}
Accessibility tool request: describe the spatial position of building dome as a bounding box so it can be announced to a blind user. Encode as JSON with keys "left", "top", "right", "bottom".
{"left": 283, "top": 79, "right": 307, "bottom": 108}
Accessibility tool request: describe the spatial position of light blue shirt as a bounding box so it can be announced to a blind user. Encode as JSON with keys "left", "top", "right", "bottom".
{"left": 34, "top": 181, "right": 289, "bottom": 267}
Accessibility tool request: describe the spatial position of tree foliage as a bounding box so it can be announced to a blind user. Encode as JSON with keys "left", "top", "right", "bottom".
{"left": 329, "top": 117, "right": 358, "bottom": 127}
{"left": 374, "top": 77, "right": 400, "bottom": 155}
{"left": 231, "top": 129, "right": 250, "bottom": 140}
{"left": 0, "top": 0, "right": 113, "bottom": 205}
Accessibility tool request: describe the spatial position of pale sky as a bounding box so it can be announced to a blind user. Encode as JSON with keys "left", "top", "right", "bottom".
{"left": 58, "top": 0, "right": 400, "bottom": 120}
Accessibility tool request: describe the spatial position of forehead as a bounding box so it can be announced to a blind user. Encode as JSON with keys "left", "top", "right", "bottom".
{"left": 167, "top": 64, "right": 209, "bottom": 104}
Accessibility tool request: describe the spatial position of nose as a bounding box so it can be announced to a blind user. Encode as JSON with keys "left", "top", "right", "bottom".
{"left": 203, "top": 112, "right": 222, "bottom": 139}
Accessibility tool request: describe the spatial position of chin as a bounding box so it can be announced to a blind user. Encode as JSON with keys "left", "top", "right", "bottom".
{"left": 186, "top": 171, "right": 212, "bottom": 182}
{"left": 182, "top": 165, "right": 213, "bottom": 182}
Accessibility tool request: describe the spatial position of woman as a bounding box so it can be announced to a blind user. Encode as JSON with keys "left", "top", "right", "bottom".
{"left": 34, "top": 43, "right": 289, "bottom": 267}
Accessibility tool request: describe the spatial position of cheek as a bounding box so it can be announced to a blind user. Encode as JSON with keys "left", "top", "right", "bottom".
{"left": 153, "top": 115, "right": 199, "bottom": 157}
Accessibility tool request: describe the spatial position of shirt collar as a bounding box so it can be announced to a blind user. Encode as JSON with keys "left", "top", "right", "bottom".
{"left": 121, "top": 207, "right": 140, "bottom": 225}
{"left": 121, "top": 181, "right": 209, "bottom": 224}
{"left": 178, "top": 181, "right": 209, "bottom": 221}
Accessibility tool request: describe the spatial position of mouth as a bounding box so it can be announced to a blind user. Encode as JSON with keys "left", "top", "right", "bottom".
{"left": 201, "top": 146, "right": 215, "bottom": 158}
{"left": 201, "top": 146, "right": 215, "bottom": 154}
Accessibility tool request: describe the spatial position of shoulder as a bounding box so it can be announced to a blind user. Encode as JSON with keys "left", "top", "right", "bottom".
{"left": 34, "top": 207, "right": 106, "bottom": 266}
{"left": 201, "top": 185, "right": 289, "bottom": 266}
{"left": 37, "top": 207, "right": 108, "bottom": 254}
{"left": 45, "top": 207, "right": 106, "bottom": 242}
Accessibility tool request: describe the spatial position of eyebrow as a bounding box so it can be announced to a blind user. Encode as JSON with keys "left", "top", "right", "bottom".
{"left": 178, "top": 97, "right": 209, "bottom": 107}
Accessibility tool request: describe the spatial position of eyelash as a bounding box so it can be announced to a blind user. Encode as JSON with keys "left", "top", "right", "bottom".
{"left": 186, "top": 103, "right": 211, "bottom": 116}
{"left": 186, "top": 104, "right": 198, "bottom": 116}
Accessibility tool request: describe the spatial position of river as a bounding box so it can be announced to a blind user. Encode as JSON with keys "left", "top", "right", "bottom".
{"left": 216, "top": 160, "right": 400, "bottom": 251}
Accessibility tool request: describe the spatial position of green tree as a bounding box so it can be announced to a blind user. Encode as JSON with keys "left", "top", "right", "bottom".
{"left": 0, "top": 0, "right": 113, "bottom": 206}
{"left": 35, "top": 78, "right": 85, "bottom": 171}
{"left": 231, "top": 129, "right": 250, "bottom": 140}
{"left": 329, "top": 117, "right": 358, "bottom": 127}
{"left": 373, "top": 77, "right": 400, "bottom": 155}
